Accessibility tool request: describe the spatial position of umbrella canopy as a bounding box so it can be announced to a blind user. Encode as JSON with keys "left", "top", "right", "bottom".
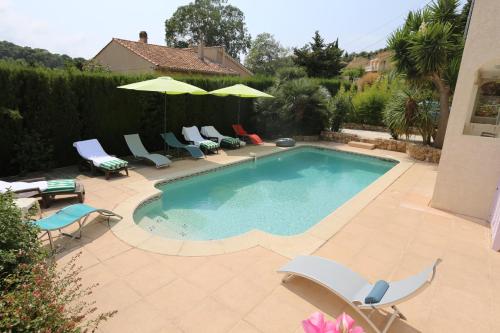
{"left": 118, "top": 76, "right": 207, "bottom": 95}
{"left": 118, "top": 76, "right": 207, "bottom": 152}
{"left": 208, "top": 84, "right": 274, "bottom": 123}
{"left": 209, "top": 83, "right": 274, "bottom": 98}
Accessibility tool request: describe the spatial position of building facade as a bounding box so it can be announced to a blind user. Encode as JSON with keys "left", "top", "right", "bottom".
{"left": 432, "top": 0, "right": 500, "bottom": 220}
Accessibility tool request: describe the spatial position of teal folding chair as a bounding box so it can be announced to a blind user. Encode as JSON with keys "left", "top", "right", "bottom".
{"left": 33, "top": 204, "right": 122, "bottom": 250}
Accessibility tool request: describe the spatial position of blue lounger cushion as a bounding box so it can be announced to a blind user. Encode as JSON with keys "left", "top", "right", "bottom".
{"left": 365, "top": 280, "right": 389, "bottom": 304}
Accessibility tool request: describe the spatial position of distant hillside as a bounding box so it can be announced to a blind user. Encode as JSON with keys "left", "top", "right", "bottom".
{"left": 343, "top": 48, "right": 388, "bottom": 64}
{"left": 345, "top": 50, "right": 394, "bottom": 71}
{"left": 0, "top": 40, "right": 85, "bottom": 69}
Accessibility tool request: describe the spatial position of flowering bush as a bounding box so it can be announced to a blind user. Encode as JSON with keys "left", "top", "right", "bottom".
{"left": 0, "top": 254, "right": 116, "bottom": 332}
{"left": 0, "top": 193, "right": 116, "bottom": 332}
{"left": 302, "top": 312, "right": 364, "bottom": 333}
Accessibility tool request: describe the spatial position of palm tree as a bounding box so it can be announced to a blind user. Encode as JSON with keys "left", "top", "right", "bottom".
{"left": 255, "top": 68, "right": 333, "bottom": 137}
{"left": 387, "top": 0, "right": 465, "bottom": 148}
{"left": 383, "top": 87, "right": 436, "bottom": 145}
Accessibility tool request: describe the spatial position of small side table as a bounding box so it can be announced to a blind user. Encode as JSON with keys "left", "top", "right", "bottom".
{"left": 14, "top": 198, "right": 42, "bottom": 220}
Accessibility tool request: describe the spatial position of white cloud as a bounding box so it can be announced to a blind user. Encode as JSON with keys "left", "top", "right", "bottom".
{"left": 0, "top": 0, "right": 91, "bottom": 58}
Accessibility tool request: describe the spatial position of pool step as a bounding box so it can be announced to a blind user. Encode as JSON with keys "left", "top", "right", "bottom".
{"left": 348, "top": 141, "right": 376, "bottom": 150}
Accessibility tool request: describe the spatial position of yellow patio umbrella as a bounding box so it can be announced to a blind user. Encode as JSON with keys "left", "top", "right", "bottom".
{"left": 118, "top": 76, "right": 207, "bottom": 151}
{"left": 209, "top": 84, "right": 274, "bottom": 123}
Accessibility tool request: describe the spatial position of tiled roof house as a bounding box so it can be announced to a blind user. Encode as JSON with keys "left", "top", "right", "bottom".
{"left": 93, "top": 31, "right": 252, "bottom": 77}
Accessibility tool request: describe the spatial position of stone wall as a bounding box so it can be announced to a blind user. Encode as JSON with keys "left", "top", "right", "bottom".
{"left": 342, "top": 123, "right": 420, "bottom": 135}
{"left": 406, "top": 143, "right": 441, "bottom": 163}
{"left": 321, "top": 131, "right": 406, "bottom": 152}
{"left": 342, "top": 123, "right": 388, "bottom": 133}
{"left": 320, "top": 131, "right": 441, "bottom": 163}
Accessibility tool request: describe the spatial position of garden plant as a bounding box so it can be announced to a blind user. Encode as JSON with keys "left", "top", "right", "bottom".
{"left": 0, "top": 192, "right": 115, "bottom": 332}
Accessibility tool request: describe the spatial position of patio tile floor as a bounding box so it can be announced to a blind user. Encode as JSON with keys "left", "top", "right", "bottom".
{"left": 36, "top": 142, "right": 498, "bottom": 332}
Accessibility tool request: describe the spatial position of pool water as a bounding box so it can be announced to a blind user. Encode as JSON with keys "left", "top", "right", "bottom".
{"left": 134, "top": 147, "right": 396, "bottom": 240}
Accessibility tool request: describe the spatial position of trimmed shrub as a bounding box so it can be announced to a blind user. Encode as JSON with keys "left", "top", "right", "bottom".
{"left": 351, "top": 80, "right": 391, "bottom": 126}
{"left": 314, "top": 78, "right": 348, "bottom": 97}
{"left": 13, "top": 130, "right": 55, "bottom": 175}
{"left": 274, "top": 67, "right": 349, "bottom": 96}
{"left": 0, "top": 62, "right": 275, "bottom": 176}
{"left": 330, "top": 85, "right": 354, "bottom": 132}
{"left": 0, "top": 107, "right": 23, "bottom": 176}
{"left": 275, "top": 66, "right": 307, "bottom": 82}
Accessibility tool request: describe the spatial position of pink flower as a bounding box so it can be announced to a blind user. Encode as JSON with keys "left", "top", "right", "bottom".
{"left": 334, "top": 313, "right": 364, "bottom": 333}
{"left": 302, "top": 312, "right": 364, "bottom": 333}
{"left": 302, "top": 312, "right": 336, "bottom": 333}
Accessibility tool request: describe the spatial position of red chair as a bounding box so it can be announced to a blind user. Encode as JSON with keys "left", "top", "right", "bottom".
{"left": 232, "top": 124, "right": 263, "bottom": 145}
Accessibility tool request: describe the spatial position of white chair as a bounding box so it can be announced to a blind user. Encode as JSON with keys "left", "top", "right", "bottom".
{"left": 73, "top": 139, "right": 128, "bottom": 179}
{"left": 279, "top": 255, "right": 441, "bottom": 333}
{"left": 181, "top": 126, "right": 219, "bottom": 154}
{"left": 200, "top": 126, "right": 243, "bottom": 148}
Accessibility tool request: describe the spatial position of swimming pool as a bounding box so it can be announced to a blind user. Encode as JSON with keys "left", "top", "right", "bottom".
{"left": 134, "top": 147, "right": 397, "bottom": 240}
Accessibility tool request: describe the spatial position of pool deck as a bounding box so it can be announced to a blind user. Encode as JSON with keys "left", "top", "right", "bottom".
{"left": 40, "top": 142, "right": 498, "bottom": 332}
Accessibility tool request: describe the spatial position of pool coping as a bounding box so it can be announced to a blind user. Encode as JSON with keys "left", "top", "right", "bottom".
{"left": 109, "top": 143, "right": 414, "bottom": 258}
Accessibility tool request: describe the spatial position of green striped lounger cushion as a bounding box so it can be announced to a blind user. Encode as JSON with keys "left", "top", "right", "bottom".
{"left": 221, "top": 137, "right": 240, "bottom": 148}
{"left": 99, "top": 158, "right": 128, "bottom": 171}
{"left": 43, "top": 179, "right": 76, "bottom": 193}
{"left": 200, "top": 140, "right": 219, "bottom": 151}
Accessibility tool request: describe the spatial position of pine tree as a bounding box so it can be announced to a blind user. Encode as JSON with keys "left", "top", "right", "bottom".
{"left": 293, "top": 31, "right": 345, "bottom": 78}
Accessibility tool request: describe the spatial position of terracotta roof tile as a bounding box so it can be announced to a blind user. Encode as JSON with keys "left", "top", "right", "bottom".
{"left": 113, "top": 38, "right": 237, "bottom": 75}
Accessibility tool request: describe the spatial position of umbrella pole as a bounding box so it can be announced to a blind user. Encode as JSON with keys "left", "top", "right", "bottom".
{"left": 163, "top": 93, "right": 167, "bottom": 154}
{"left": 237, "top": 99, "right": 241, "bottom": 124}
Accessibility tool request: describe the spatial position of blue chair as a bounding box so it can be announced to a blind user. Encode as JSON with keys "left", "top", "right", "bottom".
{"left": 33, "top": 204, "right": 122, "bottom": 250}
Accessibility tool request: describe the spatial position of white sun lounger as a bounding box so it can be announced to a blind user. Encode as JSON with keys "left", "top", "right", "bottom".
{"left": 73, "top": 139, "right": 129, "bottom": 179}
{"left": 0, "top": 178, "right": 84, "bottom": 207}
{"left": 182, "top": 126, "right": 219, "bottom": 154}
{"left": 200, "top": 125, "right": 225, "bottom": 142}
{"left": 182, "top": 126, "right": 207, "bottom": 146}
{"left": 200, "top": 125, "right": 244, "bottom": 148}
{"left": 124, "top": 134, "right": 171, "bottom": 168}
{"left": 278, "top": 255, "right": 441, "bottom": 333}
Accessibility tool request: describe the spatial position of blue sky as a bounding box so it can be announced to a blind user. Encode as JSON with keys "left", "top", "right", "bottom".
{"left": 0, "top": 0, "right": 435, "bottom": 59}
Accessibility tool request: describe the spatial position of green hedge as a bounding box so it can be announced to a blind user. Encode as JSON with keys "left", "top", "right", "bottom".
{"left": 312, "top": 78, "right": 348, "bottom": 97}
{"left": 0, "top": 63, "right": 275, "bottom": 176}
{"left": 350, "top": 80, "right": 392, "bottom": 126}
{"left": 0, "top": 62, "right": 348, "bottom": 176}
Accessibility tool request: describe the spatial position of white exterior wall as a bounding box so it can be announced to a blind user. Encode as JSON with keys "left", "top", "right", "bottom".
{"left": 432, "top": 0, "right": 500, "bottom": 220}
